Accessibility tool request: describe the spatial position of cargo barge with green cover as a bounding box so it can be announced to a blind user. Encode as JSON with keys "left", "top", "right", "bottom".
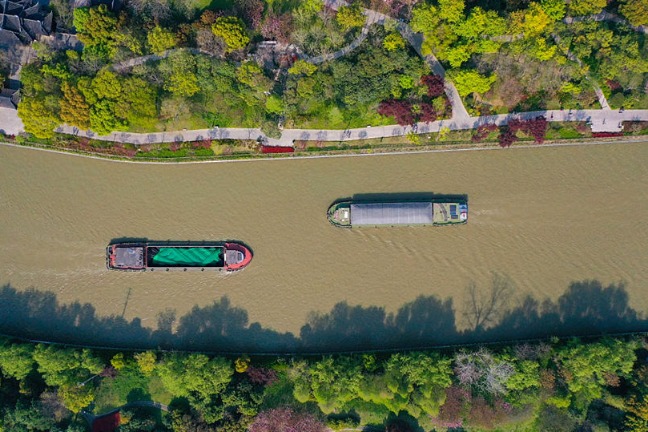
{"left": 106, "top": 241, "right": 252, "bottom": 272}
{"left": 327, "top": 198, "right": 468, "bottom": 228}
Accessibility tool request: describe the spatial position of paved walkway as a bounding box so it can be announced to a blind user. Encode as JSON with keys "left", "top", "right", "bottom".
{"left": 54, "top": 109, "right": 648, "bottom": 146}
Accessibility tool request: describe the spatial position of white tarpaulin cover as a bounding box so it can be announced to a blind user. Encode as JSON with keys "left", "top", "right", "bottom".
{"left": 350, "top": 202, "right": 434, "bottom": 226}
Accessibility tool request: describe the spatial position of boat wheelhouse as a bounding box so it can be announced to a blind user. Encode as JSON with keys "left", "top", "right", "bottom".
{"left": 106, "top": 241, "right": 252, "bottom": 272}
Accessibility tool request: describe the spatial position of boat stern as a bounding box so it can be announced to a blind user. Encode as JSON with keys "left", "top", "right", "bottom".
{"left": 106, "top": 244, "right": 147, "bottom": 271}
{"left": 224, "top": 243, "right": 253, "bottom": 271}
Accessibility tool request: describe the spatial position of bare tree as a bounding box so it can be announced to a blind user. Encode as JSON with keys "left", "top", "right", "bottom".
{"left": 454, "top": 348, "right": 515, "bottom": 396}
{"left": 126, "top": 0, "right": 171, "bottom": 23}
{"left": 195, "top": 28, "right": 225, "bottom": 57}
{"left": 463, "top": 273, "right": 513, "bottom": 331}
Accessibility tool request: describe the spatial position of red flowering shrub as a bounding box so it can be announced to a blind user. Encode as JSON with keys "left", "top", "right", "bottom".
{"left": 592, "top": 132, "right": 623, "bottom": 138}
{"left": 249, "top": 408, "right": 326, "bottom": 432}
{"left": 261, "top": 145, "right": 294, "bottom": 153}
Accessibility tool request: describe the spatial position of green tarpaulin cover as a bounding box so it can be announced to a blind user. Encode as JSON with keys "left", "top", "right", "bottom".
{"left": 151, "top": 247, "right": 223, "bottom": 267}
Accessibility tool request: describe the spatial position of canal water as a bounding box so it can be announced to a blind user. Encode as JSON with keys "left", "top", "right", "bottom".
{"left": 1, "top": 143, "right": 647, "bottom": 352}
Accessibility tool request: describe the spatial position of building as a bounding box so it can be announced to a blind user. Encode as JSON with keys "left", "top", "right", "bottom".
{"left": 0, "top": 0, "right": 53, "bottom": 45}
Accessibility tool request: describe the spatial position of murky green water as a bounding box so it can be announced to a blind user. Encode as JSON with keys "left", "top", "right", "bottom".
{"left": 1, "top": 143, "right": 647, "bottom": 352}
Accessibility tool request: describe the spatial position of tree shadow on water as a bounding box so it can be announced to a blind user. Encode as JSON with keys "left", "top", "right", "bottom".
{"left": 0, "top": 280, "right": 646, "bottom": 353}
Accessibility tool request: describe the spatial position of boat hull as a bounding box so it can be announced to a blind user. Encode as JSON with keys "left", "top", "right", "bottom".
{"left": 106, "top": 241, "right": 253, "bottom": 272}
{"left": 327, "top": 198, "right": 468, "bottom": 228}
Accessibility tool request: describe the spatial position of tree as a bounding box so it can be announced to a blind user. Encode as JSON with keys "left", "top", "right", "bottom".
{"left": 619, "top": 0, "right": 648, "bottom": 26}
{"left": 383, "top": 33, "right": 406, "bottom": 52}
{"left": 378, "top": 99, "right": 415, "bottom": 125}
{"left": 449, "top": 70, "right": 497, "bottom": 97}
{"left": 91, "top": 69, "right": 121, "bottom": 100}
{"left": 557, "top": 339, "right": 638, "bottom": 410}
{"left": 73, "top": 5, "right": 119, "bottom": 58}
{"left": 260, "top": 13, "right": 293, "bottom": 44}
{"left": 288, "top": 60, "right": 317, "bottom": 76}
{"left": 438, "top": 0, "right": 465, "bottom": 23}
{"left": 421, "top": 75, "right": 445, "bottom": 97}
{"left": 161, "top": 51, "right": 200, "bottom": 97}
{"left": 59, "top": 82, "right": 90, "bottom": 129}
{"left": 18, "top": 97, "right": 61, "bottom": 139}
{"left": 235, "top": 0, "right": 264, "bottom": 30}
{"left": 147, "top": 26, "right": 176, "bottom": 54}
{"left": 212, "top": 16, "right": 250, "bottom": 53}
{"left": 249, "top": 408, "right": 327, "bottom": 432}
{"left": 541, "top": 0, "right": 566, "bottom": 20}
{"left": 117, "top": 77, "right": 157, "bottom": 125}
{"left": 567, "top": 0, "right": 606, "bottom": 16}
{"left": 134, "top": 351, "right": 157, "bottom": 376}
{"left": 336, "top": 5, "right": 365, "bottom": 30}
{"left": 156, "top": 353, "right": 233, "bottom": 401}
{"left": 265, "top": 95, "right": 284, "bottom": 115}
{"left": 90, "top": 99, "right": 126, "bottom": 135}
{"left": 32, "top": 345, "right": 103, "bottom": 388}
{"left": 0, "top": 342, "right": 35, "bottom": 381}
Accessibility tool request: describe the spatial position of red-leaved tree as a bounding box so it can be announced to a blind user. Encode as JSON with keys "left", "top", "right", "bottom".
{"left": 471, "top": 123, "right": 498, "bottom": 143}
{"left": 507, "top": 116, "right": 548, "bottom": 144}
{"left": 498, "top": 128, "right": 517, "bottom": 148}
{"left": 421, "top": 75, "right": 445, "bottom": 98}
{"left": 249, "top": 408, "right": 327, "bottom": 432}
{"left": 246, "top": 366, "right": 279, "bottom": 386}
{"left": 418, "top": 103, "right": 437, "bottom": 123}
{"left": 378, "top": 99, "right": 415, "bottom": 125}
{"left": 261, "top": 13, "right": 293, "bottom": 44}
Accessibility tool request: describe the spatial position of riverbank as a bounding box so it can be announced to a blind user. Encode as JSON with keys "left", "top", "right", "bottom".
{"left": 2, "top": 127, "right": 647, "bottom": 164}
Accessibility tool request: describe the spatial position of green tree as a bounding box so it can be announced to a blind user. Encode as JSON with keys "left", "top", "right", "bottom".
{"left": 116, "top": 77, "right": 158, "bottom": 125}
{"left": 90, "top": 99, "right": 126, "bottom": 134}
{"left": 236, "top": 62, "right": 272, "bottom": 93}
{"left": 32, "top": 345, "right": 103, "bottom": 388}
{"left": 619, "top": 0, "right": 648, "bottom": 26}
{"left": 383, "top": 33, "right": 406, "bottom": 52}
{"left": 265, "top": 95, "right": 284, "bottom": 115}
{"left": 567, "top": 0, "right": 606, "bottom": 16}
{"left": 557, "top": 339, "right": 638, "bottom": 410}
{"left": 541, "top": 0, "right": 566, "bottom": 20}
{"left": 211, "top": 16, "right": 250, "bottom": 53}
{"left": 59, "top": 82, "right": 90, "bottom": 129}
{"left": 307, "top": 356, "right": 363, "bottom": 414}
{"left": 1, "top": 400, "right": 56, "bottom": 431}
{"left": 91, "top": 69, "right": 121, "bottom": 100}
{"left": 288, "top": 60, "right": 317, "bottom": 76}
{"left": 134, "top": 351, "right": 157, "bottom": 376}
{"left": 161, "top": 51, "right": 201, "bottom": 97}
{"left": 18, "top": 97, "right": 60, "bottom": 139}
{"left": 73, "top": 5, "right": 119, "bottom": 58}
{"left": 336, "top": 4, "right": 365, "bottom": 30}
{"left": 438, "top": 0, "right": 465, "bottom": 23}
{"left": 156, "top": 353, "right": 233, "bottom": 401}
{"left": 147, "top": 25, "right": 177, "bottom": 54}
{"left": 449, "top": 69, "right": 497, "bottom": 96}
{"left": 0, "top": 342, "right": 35, "bottom": 381}
{"left": 523, "top": 2, "right": 551, "bottom": 37}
